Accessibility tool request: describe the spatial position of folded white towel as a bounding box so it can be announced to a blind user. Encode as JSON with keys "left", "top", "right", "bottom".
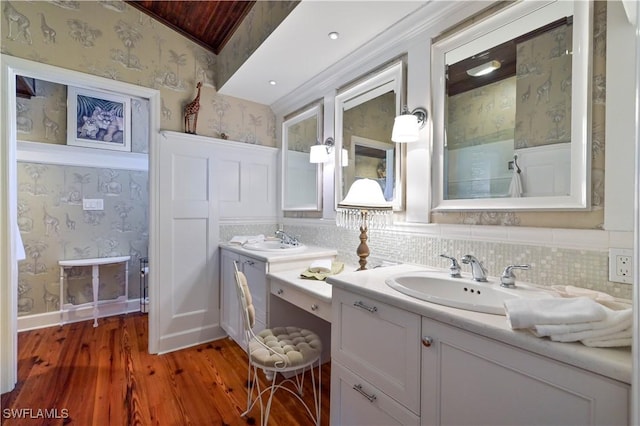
{"left": 308, "top": 259, "right": 332, "bottom": 274}
{"left": 580, "top": 337, "right": 633, "bottom": 348}
{"left": 532, "top": 307, "right": 632, "bottom": 338}
{"left": 229, "top": 234, "right": 265, "bottom": 245}
{"left": 504, "top": 297, "right": 608, "bottom": 329}
{"left": 581, "top": 331, "right": 632, "bottom": 348}
{"left": 548, "top": 320, "right": 632, "bottom": 343}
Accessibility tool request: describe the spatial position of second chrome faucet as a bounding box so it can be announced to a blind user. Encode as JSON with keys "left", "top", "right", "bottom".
{"left": 460, "top": 254, "right": 488, "bottom": 282}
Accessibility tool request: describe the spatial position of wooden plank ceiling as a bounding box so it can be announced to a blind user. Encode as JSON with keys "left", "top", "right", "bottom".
{"left": 126, "top": 1, "right": 256, "bottom": 55}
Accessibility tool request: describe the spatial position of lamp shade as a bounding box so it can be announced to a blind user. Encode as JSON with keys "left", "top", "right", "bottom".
{"left": 338, "top": 178, "right": 391, "bottom": 209}
{"left": 391, "top": 114, "right": 419, "bottom": 143}
{"left": 309, "top": 144, "right": 329, "bottom": 163}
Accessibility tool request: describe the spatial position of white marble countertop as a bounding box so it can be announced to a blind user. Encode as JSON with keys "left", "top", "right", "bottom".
{"left": 268, "top": 268, "right": 333, "bottom": 304}
{"left": 219, "top": 243, "right": 337, "bottom": 264}
{"left": 327, "top": 263, "right": 633, "bottom": 384}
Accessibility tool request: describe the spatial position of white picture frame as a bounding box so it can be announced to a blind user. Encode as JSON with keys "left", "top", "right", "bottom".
{"left": 67, "top": 86, "right": 131, "bottom": 152}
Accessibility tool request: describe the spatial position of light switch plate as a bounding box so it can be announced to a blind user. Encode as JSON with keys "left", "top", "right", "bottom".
{"left": 608, "top": 248, "right": 633, "bottom": 284}
{"left": 82, "top": 198, "right": 104, "bottom": 211}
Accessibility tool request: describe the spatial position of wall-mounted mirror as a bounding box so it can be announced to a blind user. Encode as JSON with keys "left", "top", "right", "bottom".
{"left": 282, "top": 103, "right": 322, "bottom": 211}
{"left": 335, "top": 61, "right": 404, "bottom": 210}
{"left": 432, "top": 0, "right": 592, "bottom": 210}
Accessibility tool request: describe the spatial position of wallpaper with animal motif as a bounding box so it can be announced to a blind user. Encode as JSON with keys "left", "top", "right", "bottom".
{"left": 447, "top": 77, "right": 516, "bottom": 150}
{"left": 1, "top": 0, "right": 277, "bottom": 146}
{"left": 342, "top": 91, "right": 395, "bottom": 193}
{"left": 17, "top": 162, "right": 148, "bottom": 317}
{"left": 514, "top": 23, "right": 573, "bottom": 148}
{"left": 1, "top": 0, "right": 282, "bottom": 319}
{"left": 287, "top": 114, "right": 317, "bottom": 153}
{"left": 432, "top": 1, "right": 607, "bottom": 229}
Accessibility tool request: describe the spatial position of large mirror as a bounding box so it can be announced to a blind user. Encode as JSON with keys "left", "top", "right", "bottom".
{"left": 335, "top": 61, "right": 404, "bottom": 210}
{"left": 432, "top": 1, "right": 592, "bottom": 210}
{"left": 282, "top": 103, "right": 322, "bottom": 211}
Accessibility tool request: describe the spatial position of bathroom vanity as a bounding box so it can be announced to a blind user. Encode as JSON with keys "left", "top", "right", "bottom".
{"left": 219, "top": 244, "right": 336, "bottom": 348}
{"left": 328, "top": 264, "right": 632, "bottom": 426}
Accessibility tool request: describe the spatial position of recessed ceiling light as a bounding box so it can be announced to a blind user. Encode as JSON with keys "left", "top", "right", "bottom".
{"left": 466, "top": 60, "right": 501, "bottom": 77}
{"left": 269, "top": 80, "right": 277, "bottom": 86}
{"left": 328, "top": 31, "right": 339, "bottom": 40}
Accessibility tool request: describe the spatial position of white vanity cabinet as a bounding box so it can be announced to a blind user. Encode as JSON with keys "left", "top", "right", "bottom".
{"left": 220, "top": 249, "right": 268, "bottom": 346}
{"left": 220, "top": 245, "right": 338, "bottom": 350}
{"left": 421, "top": 317, "right": 629, "bottom": 426}
{"left": 330, "top": 283, "right": 630, "bottom": 426}
{"left": 331, "top": 287, "right": 421, "bottom": 425}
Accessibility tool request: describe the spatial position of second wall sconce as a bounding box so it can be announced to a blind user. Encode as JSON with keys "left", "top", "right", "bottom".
{"left": 309, "top": 137, "right": 335, "bottom": 163}
{"left": 391, "top": 106, "right": 427, "bottom": 143}
{"left": 309, "top": 137, "right": 349, "bottom": 166}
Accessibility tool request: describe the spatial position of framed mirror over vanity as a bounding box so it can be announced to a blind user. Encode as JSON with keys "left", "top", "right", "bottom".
{"left": 282, "top": 102, "right": 323, "bottom": 211}
{"left": 335, "top": 60, "right": 406, "bottom": 210}
{"left": 431, "top": 0, "right": 593, "bottom": 211}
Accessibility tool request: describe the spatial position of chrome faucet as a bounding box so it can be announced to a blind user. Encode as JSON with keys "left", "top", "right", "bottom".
{"left": 440, "top": 254, "right": 461, "bottom": 278}
{"left": 500, "top": 264, "right": 531, "bottom": 288}
{"left": 275, "top": 230, "right": 299, "bottom": 246}
{"left": 461, "top": 255, "right": 488, "bottom": 282}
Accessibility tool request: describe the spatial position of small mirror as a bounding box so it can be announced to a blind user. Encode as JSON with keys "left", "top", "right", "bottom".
{"left": 282, "top": 103, "right": 322, "bottom": 211}
{"left": 432, "top": 1, "right": 592, "bottom": 210}
{"left": 335, "top": 61, "right": 404, "bottom": 209}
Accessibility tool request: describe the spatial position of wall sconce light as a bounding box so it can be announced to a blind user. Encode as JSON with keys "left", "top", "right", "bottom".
{"left": 309, "top": 137, "right": 335, "bottom": 163}
{"left": 466, "top": 60, "right": 501, "bottom": 77}
{"left": 391, "top": 106, "right": 427, "bottom": 143}
{"left": 341, "top": 148, "right": 349, "bottom": 167}
{"left": 336, "top": 178, "right": 392, "bottom": 270}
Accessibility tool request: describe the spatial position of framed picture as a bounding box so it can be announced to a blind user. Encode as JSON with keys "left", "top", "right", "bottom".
{"left": 67, "top": 87, "right": 131, "bottom": 152}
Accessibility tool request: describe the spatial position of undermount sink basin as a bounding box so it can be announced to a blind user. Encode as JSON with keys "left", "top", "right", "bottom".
{"left": 242, "top": 240, "right": 306, "bottom": 252}
{"left": 385, "top": 270, "right": 553, "bottom": 315}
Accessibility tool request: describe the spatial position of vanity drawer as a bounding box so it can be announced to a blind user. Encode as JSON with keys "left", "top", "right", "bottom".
{"left": 331, "top": 288, "right": 421, "bottom": 413}
{"left": 331, "top": 361, "right": 419, "bottom": 426}
{"left": 270, "top": 281, "right": 331, "bottom": 323}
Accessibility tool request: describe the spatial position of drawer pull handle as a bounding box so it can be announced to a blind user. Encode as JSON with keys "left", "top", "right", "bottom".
{"left": 276, "top": 288, "right": 284, "bottom": 295}
{"left": 422, "top": 336, "right": 434, "bottom": 347}
{"left": 244, "top": 260, "right": 255, "bottom": 266}
{"left": 353, "top": 301, "right": 378, "bottom": 313}
{"left": 310, "top": 304, "right": 319, "bottom": 311}
{"left": 353, "top": 384, "right": 376, "bottom": 403}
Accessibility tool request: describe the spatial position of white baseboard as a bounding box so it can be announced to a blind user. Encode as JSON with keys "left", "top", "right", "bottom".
{"left": 17, "top": 299, "right": 144, "bottom": 332}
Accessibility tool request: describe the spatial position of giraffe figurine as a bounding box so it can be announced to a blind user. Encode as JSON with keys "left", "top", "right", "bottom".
{"left": 184, "top": 81, "right": 202, "bottom": 134}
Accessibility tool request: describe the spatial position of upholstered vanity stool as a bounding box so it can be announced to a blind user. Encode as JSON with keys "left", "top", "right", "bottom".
{"left": 233, "top": 262, "right": 322, "bottom": 426}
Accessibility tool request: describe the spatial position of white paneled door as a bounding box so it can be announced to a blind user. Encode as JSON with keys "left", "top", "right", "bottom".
{"left": 155, "top": 134, "right": 224, "bottom": 353}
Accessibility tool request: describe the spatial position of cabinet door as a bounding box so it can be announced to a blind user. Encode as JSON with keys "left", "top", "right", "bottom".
{"left": 332, "top": 288, "right": 421, "bottom": 413}
{"left": 220, "top": 249, "right": 243, "bottom": 345}
{"left": 241, "top": 257, "right": 267, "bottom": 332}
{"left": 421, "top": 317, "right": 629, "bottom": 426}
{"left": 331, "top": 361, "right": 419, "bottom": 426}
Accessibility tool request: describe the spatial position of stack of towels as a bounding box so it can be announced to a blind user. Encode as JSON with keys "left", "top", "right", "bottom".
{"left": 504, "top": 288, "right": 632, "bottom": 348}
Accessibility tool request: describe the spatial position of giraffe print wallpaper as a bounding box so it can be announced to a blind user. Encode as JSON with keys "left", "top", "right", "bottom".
{"left": 17, "top": 162, "right": 148, "bottom": 317}
{"left": 1, "top": 0, "right": 277, "bottom": 146}
{"left": 1, "top": 0, "right": 279, "bottom": 320}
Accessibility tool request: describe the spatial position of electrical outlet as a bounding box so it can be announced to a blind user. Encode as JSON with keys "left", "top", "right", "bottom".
{"left": 608, "top": 248, "right": 633, "bottom": 284}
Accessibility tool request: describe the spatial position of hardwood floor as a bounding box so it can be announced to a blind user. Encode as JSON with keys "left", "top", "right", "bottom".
{"left": 1, "top": 313, "right": 331, "bottom": 425}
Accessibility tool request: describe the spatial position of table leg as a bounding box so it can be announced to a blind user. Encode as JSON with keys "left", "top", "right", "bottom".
{"left": 92, "top": 264, "right": 99, "bottom": 327}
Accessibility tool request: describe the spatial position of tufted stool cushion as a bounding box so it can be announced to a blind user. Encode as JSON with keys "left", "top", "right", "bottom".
{"left": 249, "top": 326, "right": 322, "bottom": 369}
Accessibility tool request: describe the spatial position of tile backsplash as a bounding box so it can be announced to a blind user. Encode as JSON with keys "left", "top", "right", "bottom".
{"left": 221, "top": 222, "right": 632, "bottom": 301}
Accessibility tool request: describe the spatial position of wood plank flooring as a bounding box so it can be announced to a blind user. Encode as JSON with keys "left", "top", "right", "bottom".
{"left": 1, "top": 313, "right": 331, "bottom": 425}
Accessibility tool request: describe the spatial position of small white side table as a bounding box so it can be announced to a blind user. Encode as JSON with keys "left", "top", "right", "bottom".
{"left": 58, "top": 255, "right": 131, "bottom": 327}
